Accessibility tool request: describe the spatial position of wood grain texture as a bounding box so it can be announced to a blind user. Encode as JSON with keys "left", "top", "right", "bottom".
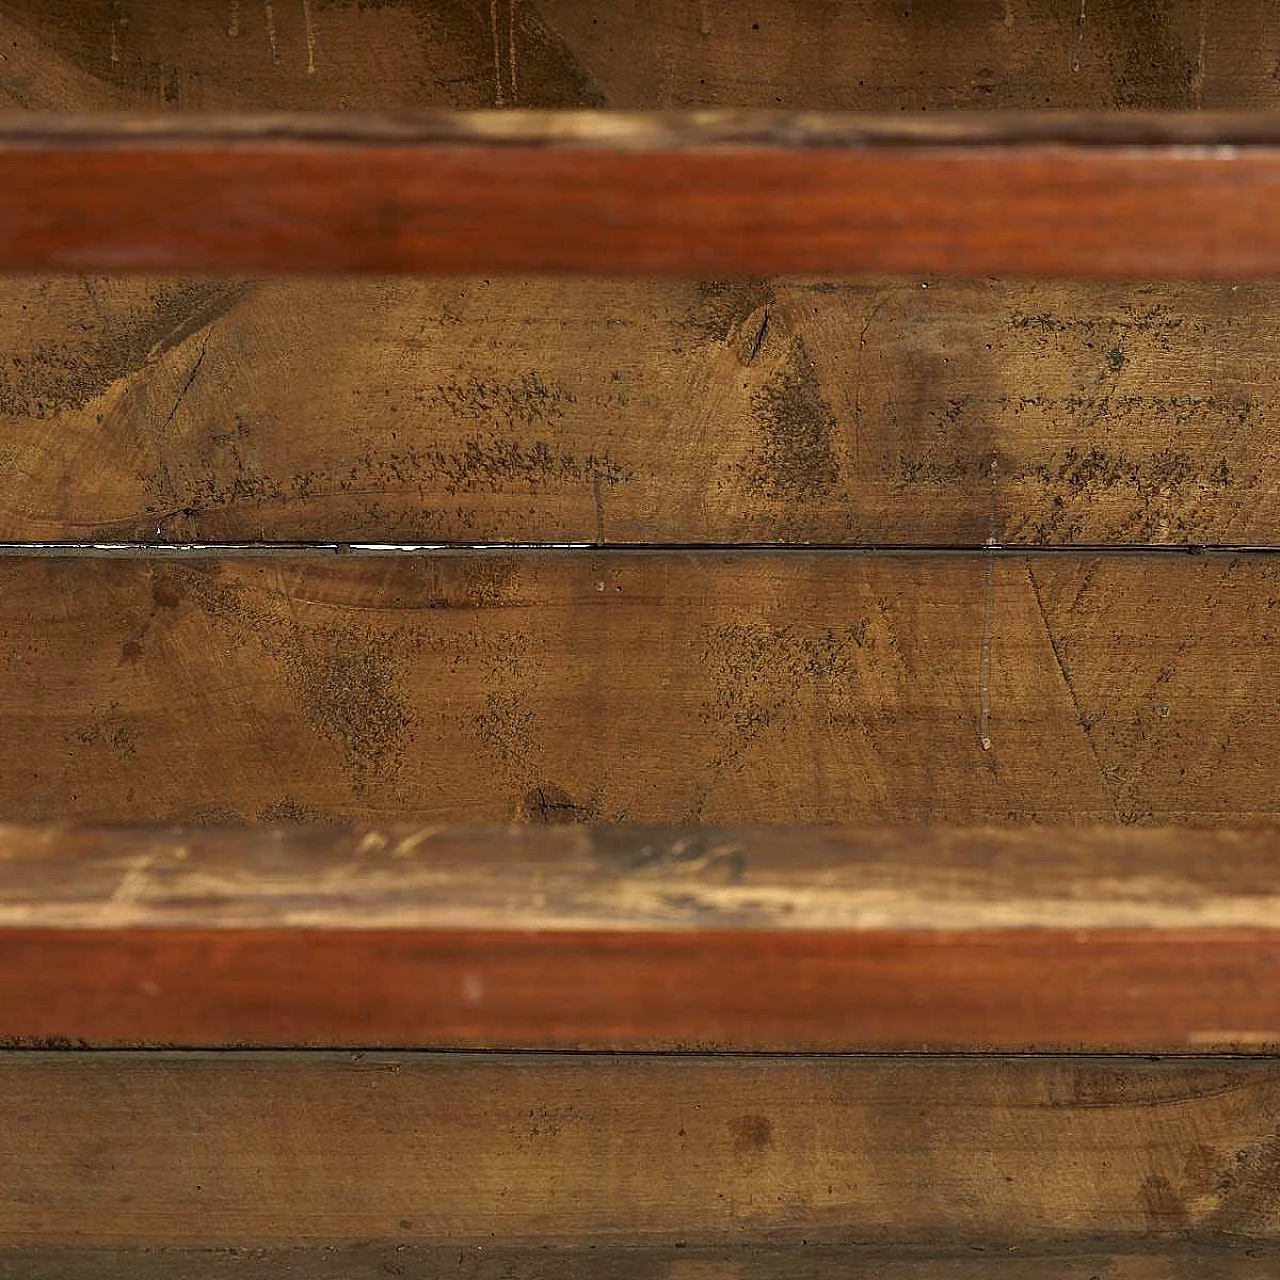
{"left": 4, "top": 1053, "right": 1280, "bottom": 1246}
{"left": 2, "top": 0, "right": 1275, "bottom": 114}
{"left": 5, "top": 1, "right": 1280, "bottom": 544}
{"left": 4, "top": 276, "right": 1275, "bottom": 545}
{"left": 7, "top": 116, "right": 1280, "bottom": 278}
{"left": 9, "top": 925, "right": 1280, "bottom": 1050}
{"left": 5, "top": 550, "right": 1280, "bottom": 828}
{"left": 7, "top": 1242, "right": 1280, "bottom": 1280}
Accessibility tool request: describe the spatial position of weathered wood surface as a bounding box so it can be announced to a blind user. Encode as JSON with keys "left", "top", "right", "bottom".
{"left": 6, "top": 1243, "right": 1279, "bottom": 1280}
{"left": 2, "top": 2, "right": 1280, "bottom": 543}
{"left": 6, "top": 275, "right": 1276, "bottom": 545}
{"left": 4, "top": 551, "right": 1280, "bottom": 827}
{"left": 3, "top": 1053, "right": 1280, "bottom": 1247}
{"left": 7, "top": 823, "right": 1280, "bottom": 932}
{"left": 9, "top": 114, "right": 1280, "bottom": 279}
{"left": 2, "top": 0, "right": 1274, "bottom": 114}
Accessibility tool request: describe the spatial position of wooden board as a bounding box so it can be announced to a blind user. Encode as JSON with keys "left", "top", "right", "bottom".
{"left": 5, "top": 1242, "right": 1279, "bottom": 1280}
{"left": 5, "top": 550, "right": 1280, "bottom": 828}
{"left": 7, "top": 112, "right": 1280, "bottom": 278}
{"left": 3, "top": 823, "right": 1280, "bottom": 1049}
{"left": 16, "top": 922, "right": 1280, "bottom": 1050}
{"left": 4, "top": 275, "right": 1275, "bottom": 545}
{"left": 0, "top": 1053, "right": 1279, "bottom": 1247}
{"left": 3, "top": 0, "right": 1276, "bottom": 115}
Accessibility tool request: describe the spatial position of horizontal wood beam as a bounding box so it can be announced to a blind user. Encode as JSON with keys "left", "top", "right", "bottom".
{"left": 0, "top": 1051, "right": 1278, "bottom": 1250}
{"left": 4, "top": 1243, "right": 1276, "bottom": 1280}
{"left": 5, "top": 111, "right": 1280, "bottom": 277}
{"left": 3, "top": 824, "right": 1280, "bottom": 1050}
{"left": 6, "top": 273, "right": 1279, "bottom": 548}
{"left": 4, "top": 552, "right": 1278, "bottom": 832}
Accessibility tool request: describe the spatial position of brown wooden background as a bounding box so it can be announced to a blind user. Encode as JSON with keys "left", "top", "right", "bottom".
{"left": 6, "top": 2, "right": 1280, "bottom": 1273}
{"left": 3, "top": 1, "right": 1280, "bottom": 831}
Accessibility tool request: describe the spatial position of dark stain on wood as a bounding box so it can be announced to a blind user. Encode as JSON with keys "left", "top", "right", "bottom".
{"left": 4, "top": 277, "right": 1276, "bottom": 544}
{"left": 7, "top": 551, "right": 1280, "bottom": 825}
{"left": 743, "top": 336, "right": 842, "bottom": 507}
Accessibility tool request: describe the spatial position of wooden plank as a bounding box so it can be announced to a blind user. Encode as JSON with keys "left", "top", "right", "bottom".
{"left": 7, "top": 923, "right": 1280, "bottom": 1051}
{"left": 3, "top": 1243, "right": 1278, "bottom": 1280}
{"left": 6, "top": 275, "right": 1278, "bottom": 546}
{"left": 2, "top": 824, "right": 1280, "bottom": 1049}
{"left": 0, "top": 1053, "right": 1279, "bottom": 1248}
{"left": 7, "top": 0, "right": 1276, "bottom": 115}
{"left": 537, "top": 1, "right": 1280, "bottom": 116}
{"left": 4, "top": 112, "right": 1280, "bottom": 278}
{"left": 4, "top": 550, "right": 1280, "bottom": 829}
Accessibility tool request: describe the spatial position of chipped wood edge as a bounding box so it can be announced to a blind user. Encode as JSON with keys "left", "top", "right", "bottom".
{"left": 2, "top": 823, "right": 1280, "bottom": 932}
{"left": 5, "top": 109, "right": 1280, "bottom": 149}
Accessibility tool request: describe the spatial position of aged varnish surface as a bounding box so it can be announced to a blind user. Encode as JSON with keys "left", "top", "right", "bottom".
{"left": 11, "top": 113, "right": 1280, "bottom": 278}
{"left": 0, "top": 823, "right": 1278, "bottom": 1049}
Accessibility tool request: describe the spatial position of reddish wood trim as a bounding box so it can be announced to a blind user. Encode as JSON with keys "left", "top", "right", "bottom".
{"left": 2, "top": 824, "right": 1279, "bottom": 1050}
{"left": 3, "top": 926, "right": 1278, "bottom": 1051}
{"left": 3, "top": 113, "right": 1280, "bottom": 276}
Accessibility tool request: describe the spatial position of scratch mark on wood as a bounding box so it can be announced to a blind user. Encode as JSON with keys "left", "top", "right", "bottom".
{"left": 979, "top": 555, "right": 995, "bottom": 752}
{"left": 228, "top": 0, "right": 240, "bottom": 38}
{"left": 592, "top": 470, "right": 605, "bottom": 544}
{"left": 1003, "top": 0, "right": 1015, "bottom": 28}
{"left": 1189, "top": 1030, "right": 1280, "bottom": 1045}
{"left": 391, "top": 828, "right": 439, "bottom": 859}
{"left": 986, "top": 449, "right": 1000, "bottom": 546}
{"left": 109, "top": 0, "right": 126, "bottom": 64}
{"left": 1193, "top": 0, "right": 1207, "bottom": 108}
{"left": 355, "top": 831, "right": 388, "bottom": 856}
{"left": 490, "top": 0, "right": 505, "bottom": 107}
{"left": 508, "top": 0, "right": 518, "bottom": 105}
{"left": 1025, "top": 562, "right": 1116, "bottom": 814}
{"left": 265, "top": 1, "right": 280, "bottom": 66}
{"left": 699, "top": 0, "right": 713, "bottom": 36}
{"left": 1072, "top": 0, "right": 1086, "bottom": 72}
{"left": 348, "top": 1055, "right": 401, "bottom": 1072}
{"left": 745, "top": 308, "right": 770, "bottom": 363}
{"left": 159, "top": 331, "right": 212, "bottom": 439}
{"left": 150, "top": 331, "right": 213, "bottom": 522}
{"left": 979, "top": 457, "right": 998, "bottom": 751}
{"left": 302, "top": 0, "right": 317, "bottom": 74}
{"left": 852, "top": 293, "right": 891, "bottom": 464}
